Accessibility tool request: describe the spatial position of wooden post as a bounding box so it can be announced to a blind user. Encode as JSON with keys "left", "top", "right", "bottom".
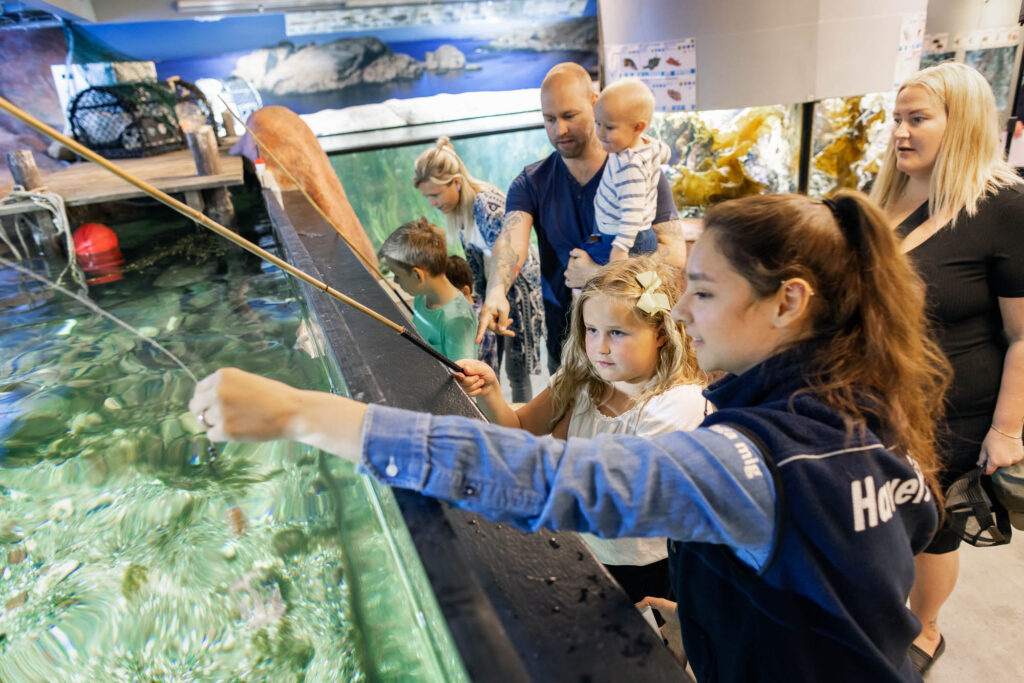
{"left": 221, "top": 110, "right": 236, "bottom": 138}
{"left": 187, "top": 125, "right": 222, "bottom": 176}
{"left": 6, "top": 149, "right": 43, "bottom": 190}
{"left": 5, "top": 149, "right": 58, "bottom": 256}
{"left": 186, "top": 125, "right": 235, "bottom": 227}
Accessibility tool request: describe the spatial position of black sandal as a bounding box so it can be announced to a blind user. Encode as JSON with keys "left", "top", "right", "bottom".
{"left": 909, "top": 635, "right": 946, "bottom": 676}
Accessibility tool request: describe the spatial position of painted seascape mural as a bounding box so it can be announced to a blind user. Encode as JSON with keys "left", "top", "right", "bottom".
{"left": 77, "top": 2, "right": 598, "bottom": 121}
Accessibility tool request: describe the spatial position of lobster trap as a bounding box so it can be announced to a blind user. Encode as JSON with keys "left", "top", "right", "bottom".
{"left": 67, "top": 79, "right": 218, "bottom": 159}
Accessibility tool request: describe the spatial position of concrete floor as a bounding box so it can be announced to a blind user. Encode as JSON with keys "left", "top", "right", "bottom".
{"left": 928, "top": 538, "right": 1024, "bottom": 682}
{"left": 502, "top": 354, "right": 1024, "bottom": 682}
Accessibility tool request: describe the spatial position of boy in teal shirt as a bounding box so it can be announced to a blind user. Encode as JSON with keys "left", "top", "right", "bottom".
{"left": 379, "top": 217, "right": 477, "bottom": 362}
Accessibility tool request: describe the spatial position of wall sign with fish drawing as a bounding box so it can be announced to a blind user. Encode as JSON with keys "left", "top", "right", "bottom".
{"left": 603, "top": 38, "right": 697, "bottom": 111}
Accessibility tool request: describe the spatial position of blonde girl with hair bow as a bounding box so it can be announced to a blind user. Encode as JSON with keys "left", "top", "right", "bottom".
{"left": 455, "top": 256, "right": 707, "bottom": 603}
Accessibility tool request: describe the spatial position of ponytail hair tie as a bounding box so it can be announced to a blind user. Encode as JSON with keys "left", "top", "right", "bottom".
{"left": 436, "top": 136, "right": 456, "bottom": 153}
{"left": 822, "top": 196, "right": 863, "bottom": 254}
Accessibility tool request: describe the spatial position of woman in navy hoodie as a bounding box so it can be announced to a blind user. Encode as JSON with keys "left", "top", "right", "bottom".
{"left": 191, "top": 191, "right": 949, "bottom": 682}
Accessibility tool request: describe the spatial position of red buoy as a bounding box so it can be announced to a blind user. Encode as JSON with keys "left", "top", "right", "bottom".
{"left": 73, "top": 222, "right": 124, "bottom": 285}
{"left": 73, "top": 222, "right": 119, "bottom": 254}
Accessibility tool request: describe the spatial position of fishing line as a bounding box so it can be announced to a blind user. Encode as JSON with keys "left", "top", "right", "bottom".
{"left": 0, "top": 254, "right": 220, "bottom": 463}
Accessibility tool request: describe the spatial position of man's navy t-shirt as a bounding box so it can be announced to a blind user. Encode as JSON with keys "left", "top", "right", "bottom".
{"left": 506, "top": 151, "right": 676, "bottom": 366}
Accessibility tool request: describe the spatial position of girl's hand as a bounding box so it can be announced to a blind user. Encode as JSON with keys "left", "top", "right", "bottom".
{"left": 979, "top": 427, "right": 1024, "bottom": 475}
{"left": 190, "top": 368, "right": 367, "bottom": 461}
{"left": 453, "top": 359, "right": 499, "bottom": 398}
{"left": 636, "top": 596, "right": 687, "bottom": 667}
{"left": 190, "top": 368, "right": 301, "bottom": 442}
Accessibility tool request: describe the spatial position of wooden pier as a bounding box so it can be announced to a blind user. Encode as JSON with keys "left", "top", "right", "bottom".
{"left": 0, "top": 140, "right": 243, "bottom": 218}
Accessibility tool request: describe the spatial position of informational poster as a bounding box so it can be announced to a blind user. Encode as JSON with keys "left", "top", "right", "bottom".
{"left": 920, "top": 32, "right": 954, "bottom": 70}
{"left": 604, "top": 38, "right": 697, "bottom": 111}
{"left": 892, "top": 11, "right": 926, "bottom": 88}
{"left": 954, "top": 26, "right": 1021, "bottom": 51}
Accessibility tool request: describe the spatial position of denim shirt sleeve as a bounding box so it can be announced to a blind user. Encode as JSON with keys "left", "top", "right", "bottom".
{"left": 359, "top": 404, "right": 776, "bottom": 567}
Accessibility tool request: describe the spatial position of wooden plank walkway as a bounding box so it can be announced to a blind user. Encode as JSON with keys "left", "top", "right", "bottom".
{"left": 0, "top": 141, "right": 243, "bottom": 217}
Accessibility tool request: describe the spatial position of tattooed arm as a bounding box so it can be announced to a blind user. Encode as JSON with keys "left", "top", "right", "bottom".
{"left": 478, "top": 210, "right": 533, "bottom": 342}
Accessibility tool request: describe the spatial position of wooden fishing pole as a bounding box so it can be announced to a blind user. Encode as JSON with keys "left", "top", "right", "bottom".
{"left": 216, "top": 97, "right": 417, "bottom": 318}
{"left": 0, "top": 95, "right": 463, "bottom": 374}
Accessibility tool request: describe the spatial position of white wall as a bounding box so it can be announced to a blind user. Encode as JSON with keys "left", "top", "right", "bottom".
{"left": 926, "top": 0, "right": 1021, "bottom": 34}
{"left": 599, "top": 0, "right": 929, "bottom": 109}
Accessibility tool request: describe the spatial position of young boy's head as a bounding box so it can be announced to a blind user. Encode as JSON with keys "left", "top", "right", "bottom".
{"left": 445, "top": 255, "right": 474, "bottom": 302}
{"left": 594, "top": 78, "right": 656, "bottom": 155}
{"left": 378, "top": 216, "right": 448, "bottom": 296}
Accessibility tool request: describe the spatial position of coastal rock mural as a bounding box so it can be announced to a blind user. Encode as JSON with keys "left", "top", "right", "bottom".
{"left": 233, "top": 37, "right": 476, "bottom": 96}
{"left": 109, "top": 10, "right": 600, "bottom": 117}
{"left": 487, "top": 16, "right": 597, "bottom": 52}
{"left": 216, "top": 15, "right": 597, "bottom": 113}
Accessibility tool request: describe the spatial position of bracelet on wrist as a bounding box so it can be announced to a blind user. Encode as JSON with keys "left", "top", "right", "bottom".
{"left": 990, "top": 424, "right": 1023, "bottom": 440}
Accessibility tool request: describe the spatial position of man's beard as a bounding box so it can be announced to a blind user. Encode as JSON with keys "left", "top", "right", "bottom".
{"left": 554, "top": 134, "right": 586, "bottom": 159}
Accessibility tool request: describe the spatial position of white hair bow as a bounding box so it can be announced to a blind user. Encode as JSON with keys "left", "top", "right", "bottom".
{"left": 636, "top": 271, "right": 670, "bottom": 315}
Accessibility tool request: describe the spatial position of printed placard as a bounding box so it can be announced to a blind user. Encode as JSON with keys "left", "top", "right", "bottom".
{"left": 604, "top": 38, "right": 697, "bottom": 111}
{"left": 924, "top": 33, "right": 949, "bottom": 54}
{"left": 893, "top": 11, "right": 926, "bottom": 88}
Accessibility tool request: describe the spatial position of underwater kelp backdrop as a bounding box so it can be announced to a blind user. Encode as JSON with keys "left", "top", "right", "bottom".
{"left": 330, "top": 128, "right": 552, "bottom": 252}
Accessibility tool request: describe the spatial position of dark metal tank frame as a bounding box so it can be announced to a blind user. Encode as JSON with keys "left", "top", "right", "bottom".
{"left": 264, "top": 187, "right": 693, "bottom": 682}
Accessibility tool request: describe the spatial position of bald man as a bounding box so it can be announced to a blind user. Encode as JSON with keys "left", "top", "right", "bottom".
{"left": 477, "top": 63, "right": 684, "bottom": 373}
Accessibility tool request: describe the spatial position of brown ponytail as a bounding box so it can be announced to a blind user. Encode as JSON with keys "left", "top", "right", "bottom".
{"left": 704, "top": 191, "right": 951, "bottom": 499}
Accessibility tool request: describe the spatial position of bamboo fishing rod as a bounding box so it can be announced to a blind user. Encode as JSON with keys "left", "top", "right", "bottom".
{"left": 216, "top": 97, "right": 416, "bottom": 318}
{"left": 0, "top": 95, "right": 463, "bottom": 374}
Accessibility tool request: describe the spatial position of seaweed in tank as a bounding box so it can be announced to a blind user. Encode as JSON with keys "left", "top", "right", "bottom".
{"left": 653, "top": 106, "right": 797, "bottom": 212}
{"left": 809, "top": 91, "right": 894, "bottom": 198}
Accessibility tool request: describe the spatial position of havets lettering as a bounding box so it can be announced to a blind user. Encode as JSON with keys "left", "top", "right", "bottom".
{"left": 851, "top": 471, "right": 931, "bottom": 532}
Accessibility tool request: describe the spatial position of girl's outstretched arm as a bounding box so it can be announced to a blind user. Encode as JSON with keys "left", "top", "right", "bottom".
{"left": 189, "top": 367, "right": 775, "bottom": 566}
{"left": 189, "top": 368, "right": 366, "bottom": 462}
{"left": 454, "top": 359, "right": 561, "bottom": 436}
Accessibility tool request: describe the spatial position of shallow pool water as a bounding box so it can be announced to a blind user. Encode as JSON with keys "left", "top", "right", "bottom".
{"left": 0, "top": 197, "right": 464, "bottom": 681}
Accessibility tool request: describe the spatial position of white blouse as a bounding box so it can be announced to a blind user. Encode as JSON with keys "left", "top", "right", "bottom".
{"left": 568, "top": 382, "right": 708, "bottom": 566}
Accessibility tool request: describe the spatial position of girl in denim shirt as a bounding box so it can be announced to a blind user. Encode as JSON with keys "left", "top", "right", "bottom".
{"left": 193, "top": 192, "right": 949, "bottom": 682}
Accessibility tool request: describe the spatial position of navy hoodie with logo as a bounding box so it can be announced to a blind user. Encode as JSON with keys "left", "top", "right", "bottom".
{"left": 673, "top": 348, "right": 938, "bottom": 682}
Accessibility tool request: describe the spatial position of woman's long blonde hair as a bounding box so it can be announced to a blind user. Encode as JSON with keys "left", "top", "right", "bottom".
{"left": 548, "top": 257, "right": 705, "bottom": 429}
{"left": 413, "top": 136, "right": 487, "bottom": 245}
{"left": 870, "top": 61, "right": 1021, "bottom": 224}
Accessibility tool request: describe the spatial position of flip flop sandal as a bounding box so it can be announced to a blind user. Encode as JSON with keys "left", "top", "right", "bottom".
{"left": 909, "top": 635, "right": 946, "bottom": 676}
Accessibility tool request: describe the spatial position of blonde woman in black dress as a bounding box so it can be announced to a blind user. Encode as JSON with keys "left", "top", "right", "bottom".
{"left": 871, "top": 61, "right": 1024, "bottom": 674}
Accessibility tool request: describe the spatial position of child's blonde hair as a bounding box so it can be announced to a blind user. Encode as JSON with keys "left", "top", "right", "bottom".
{"left": 378, "top": 216, "right": 448, "bottom": 276}
{"left": 597, "top": 78, "right": 656, "bottom": 125}
{"left": 549, "top": 256, "right": 704, "bottom": 429}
